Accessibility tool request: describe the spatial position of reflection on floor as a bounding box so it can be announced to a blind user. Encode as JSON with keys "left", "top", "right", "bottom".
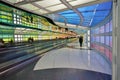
{"left": 34, "top": 40, "right": 111, "bottom": 75}
{"left": 67, "top": 39, "right": 88, "bottom": 49}
{"left": 8, "top": 40, "right": 112, "bottom": 80}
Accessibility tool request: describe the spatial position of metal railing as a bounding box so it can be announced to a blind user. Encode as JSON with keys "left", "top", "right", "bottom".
{"left": 0, "top": 38, "right": 76, "bottom": 79}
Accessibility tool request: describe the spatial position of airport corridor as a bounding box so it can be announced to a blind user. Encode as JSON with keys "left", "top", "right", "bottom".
{"left": 6, "top": 40, "right": 111, "bottom": 80}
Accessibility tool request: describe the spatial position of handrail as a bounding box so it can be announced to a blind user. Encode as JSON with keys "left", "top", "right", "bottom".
{"left": 0, "top": 39, "right": 73, "bottom": 78}
{"left": 0, "top": 40, "right": 59, "bottom": 63}
{"left": 0, "top": 39, "right": 63, "bottom": 54}
{"left": 0, "top": 39, "right": 71, "bottom": 65}
{"left": 0, "top": 38, "right": 77, "bottom": 79}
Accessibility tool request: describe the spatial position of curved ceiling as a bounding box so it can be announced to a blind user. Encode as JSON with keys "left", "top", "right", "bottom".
{"left": 50, "top": 1, "right": 112, "bottom": 27}
{"left": 2, "top": 0, "right": 112, "bottom": 34}
{"left": 3, "top": 0, "right": 112, "bottom": 27}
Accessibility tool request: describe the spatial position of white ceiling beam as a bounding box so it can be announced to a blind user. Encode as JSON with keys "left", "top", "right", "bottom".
{"left": 14, "top": 0, "right": 43, "bottom": 6}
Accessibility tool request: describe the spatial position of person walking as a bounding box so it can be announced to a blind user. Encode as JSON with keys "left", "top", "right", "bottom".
{"left": 79, "top": 36, "right": 83, "bottom": 47}
{"left": 0, "top": 38, "right": 5, "bottom": 48}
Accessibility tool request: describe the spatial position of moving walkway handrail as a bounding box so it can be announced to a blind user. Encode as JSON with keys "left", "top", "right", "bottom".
{"left": 0, "top": 38, "right": 77, "bottom": 78}
{"left": 0, "top": 39, "right": 69, "bottom": 67}
{"left": 0, "top": 39, "right": 61, "bottom": 54}
{"left": 0, "top": 40, "right": 62, "bottom": 63}
{"left": 0, "top": 38, "right": 76, "bottom": 57}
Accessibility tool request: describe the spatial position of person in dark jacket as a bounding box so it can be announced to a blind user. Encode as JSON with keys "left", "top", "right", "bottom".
{"left": 79, "top": 36, "right": 83, "bottom": 47}
{"left": 28, "top": 37, "right": 34, "bottom": 43}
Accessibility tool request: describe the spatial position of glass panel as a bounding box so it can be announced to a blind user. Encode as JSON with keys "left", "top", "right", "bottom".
{"left": 110, "top": 36, "right": 112, "bottom": 47}
{"left": 69, "top": 0, "right": 95, "bottom": 6}
{"left": 58, "top": 10, "right": 74, "bottom": 14}
{"left": 106, "top": 36, "right": 110, "bottom": 46}
{"left": 110, "top": 20, "right": 112, "bottom": 31}
{"left": 101, "top": 36, "right": 104, "bottom": 43}
{"left": 7, "top": 0, "right": 24, "bottom": 3}
{"left": 36, "top": 0, "right": 61, "bottom": 7}
{"left": 96, "top": 28, "right": 99, "bottom": 34}
{"left": 105, "top": 48, "right": 110, "bottom": 59}
{"left": 100, "top": 26, "right": 104, "bottom": 33}
{"left": 56, "top": 1, "right": 112, "bottom": 26}
{"left": 96, "top": 36, "right": 99, "bottom": 42}
{"left": 99, "top": 46, "right": 105, "bottom": 53}
{"left": 20, "top": 4, "right": 39, "bottom": 10}
{"left": 105, "top": 22, "right": 110, "bottom": 32}
{"left": 33, "top": 9, "right": 48, "bottom": 14}
{"left": 46, "top": 4, "right": 67, "bottom": 11}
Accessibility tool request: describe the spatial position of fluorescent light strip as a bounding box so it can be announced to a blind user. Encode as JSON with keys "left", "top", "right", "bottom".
{"left": 89, "top": 4, "right": 99, "bottom": 26}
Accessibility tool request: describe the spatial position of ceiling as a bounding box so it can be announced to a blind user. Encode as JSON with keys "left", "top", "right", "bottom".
{"left": 3, "top": 0, "right": 112, "bottom": 34}
{"left": 47, "top": 1, "right": 112, "bottom": 27}
{"left": 5, "top": 0, "right": 99, "bottom": 14}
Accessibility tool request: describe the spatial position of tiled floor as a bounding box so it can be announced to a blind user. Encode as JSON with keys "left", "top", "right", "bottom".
{"left": 34, "top": 40, "right": 112, "bottom": 75}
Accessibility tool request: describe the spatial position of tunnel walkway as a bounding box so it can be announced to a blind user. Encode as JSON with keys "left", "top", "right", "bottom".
{"left": 8, "top": 40, "right": 112, "bottom": 80}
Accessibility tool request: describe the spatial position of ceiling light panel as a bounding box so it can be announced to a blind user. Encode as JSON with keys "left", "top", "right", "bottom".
{"left": 66, "top": 0, "right": 73, "bottom": 1}
{"left": 33, "top": 9, "right": 48, "bottom": 14}
{"left": 6, "top": 0, "right": 23, "bottom": 3}
{"left": 68, "top": 0, "right": 96, "bottom": 6}
{"left": 36, "top": 0, "right": 61, "bottom": 8}
{"left": 20, "top": 4, "right": 39, "bottom": 10}
{"left": 46, "top": 4, "right": 67, "bottom": 11}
